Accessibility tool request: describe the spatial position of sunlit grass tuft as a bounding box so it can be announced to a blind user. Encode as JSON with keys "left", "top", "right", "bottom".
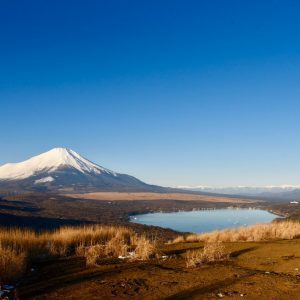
{"left": 186, "top": 240, "right": 229, "bottom": 268}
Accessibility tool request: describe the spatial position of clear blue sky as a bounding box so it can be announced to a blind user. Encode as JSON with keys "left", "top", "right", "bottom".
{"left": 1, "top": 1, "right": 300, "bottom": 187}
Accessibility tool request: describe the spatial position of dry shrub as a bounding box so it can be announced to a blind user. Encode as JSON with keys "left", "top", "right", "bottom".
{"left": 48, "top": 242, "right": 69, "bottom": 256}
{"left": 173, "top": 220, "right": 300, "bottom": 244}
{"left": 79, "top": 244, "right": 106, "bottom": 266}
{"left": 75, "top": 230, "right": 132, "bottom": 266}
{"left": 105, "top": 235, "right": 129, "bottom": 258}
{"left": 186, "top": 241, "right": 228, "bottom": 268}
{"left": 76, "top": 239, "right": 128, "bottom": 267}
{"left": 186, "top": 249, "right": 203, "bottom": 268}
{"left": 0, "top": 244, "right": 26, "bottom": 281}
{"left": 77, "top": 234, "right": 157, "bottom": 265}
{"left": 171, "top": 236, "right": 185, "bottom": 244}
{"left": 201, "top": 241, "right": 229, "bottom": 262}
{"left": 75, "top": 243, "right": 86, "bottom": 257}
{"left": 133, "top": 235, "right": 157, "bottom": 260}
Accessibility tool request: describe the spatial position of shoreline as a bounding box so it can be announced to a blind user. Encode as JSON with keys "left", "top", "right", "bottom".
{"left": 0, "top": 192, "right": 295, "bottom": 241}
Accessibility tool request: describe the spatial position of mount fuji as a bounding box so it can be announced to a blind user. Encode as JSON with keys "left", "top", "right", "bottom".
{"left": 0, "top": 148, "right": 163, "bottom": 192}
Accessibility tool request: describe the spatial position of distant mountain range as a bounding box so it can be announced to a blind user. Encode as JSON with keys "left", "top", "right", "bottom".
{"left": 0, "top": 148, "right": 164, "bottom": 193}
{"left": 179, "top": 186, "right": 300, "bottom": 200}
{"left": 1, "top": 148, "right": 299, "bottom": 200}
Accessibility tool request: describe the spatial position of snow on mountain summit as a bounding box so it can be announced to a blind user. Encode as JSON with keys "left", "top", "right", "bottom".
{"left": 0, "top": 147, "right": 116, "bottom": 180}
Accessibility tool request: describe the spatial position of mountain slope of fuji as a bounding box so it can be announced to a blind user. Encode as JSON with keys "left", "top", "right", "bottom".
{"left": 0, "top": 148, "right": 164, "bottom": 193}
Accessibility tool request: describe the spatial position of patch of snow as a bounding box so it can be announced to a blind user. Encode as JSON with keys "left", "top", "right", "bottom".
{"left": 118, "top": 251, "right": 135, "bottom": 259}
{"left": 0, "top": 148, "right": 117, "bottom": 180}
{"left": 34, "top": 176, "right": 55, "bottom": 184}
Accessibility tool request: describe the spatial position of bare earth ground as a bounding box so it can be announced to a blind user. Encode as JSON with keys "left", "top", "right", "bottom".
{"left": 19, "top": 239, "right": 300, "bottom": 300}
{"left": 66, "top": 192, "right": 254, "bottom": 203}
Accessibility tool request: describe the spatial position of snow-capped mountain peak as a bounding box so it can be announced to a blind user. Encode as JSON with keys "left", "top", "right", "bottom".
{"left": 0, "top": 147, "right": 116, "bottom": 180}
{"left": 0, "top": 147, "right": 160, "bottom": 192}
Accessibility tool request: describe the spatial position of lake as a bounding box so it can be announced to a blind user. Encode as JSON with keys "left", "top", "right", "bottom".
{"left": 130, "top": 208, "right": 280, "bottom": 233}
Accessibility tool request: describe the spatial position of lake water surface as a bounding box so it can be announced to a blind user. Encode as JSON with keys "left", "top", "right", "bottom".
{"left": 130, "top": 208, "right": 280, "bottom": 233}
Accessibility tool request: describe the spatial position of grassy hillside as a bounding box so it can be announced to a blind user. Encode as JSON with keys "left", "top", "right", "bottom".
{"left": 1, "top": 192, "right": 300, "bottom": 298}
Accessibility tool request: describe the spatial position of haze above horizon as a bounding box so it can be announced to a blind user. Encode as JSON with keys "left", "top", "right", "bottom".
{"left": 1, "top": 1, "right": 300, "bottom": 187}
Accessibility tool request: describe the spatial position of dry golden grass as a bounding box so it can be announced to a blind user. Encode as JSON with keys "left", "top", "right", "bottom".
{"left": 0, "top": 227, "right": 47, "bottom": 259}
{"left": 77, "top": 233, "right": 158, "bottom": 266}
{"left": 0, "top": 225, "right": 133, "bottom": 257}
{"left": 0, "top": 225, "right": 157, "bottom": 276}
{"left": 66, "top": 192, "right": 253, "bottom": 203}
{"left": 173, "top": 220, "right": 300, "bottom": 244}
{"left": 48, "top": 225, "right": 133, "bottom": 256}
{"left": 77, "top": 244, "right": 106, "bottom": 266}
{"left": 133, "top": 235, "right": 157, "bottom": 260}
{"left": 186, "top": 241, "right": 229, "bottom": 268}
{"left": 172, "top": 236, "right": 185, "bottom": 244}
{"left": 0, "top": 244, "right": 27, "bottom": 282}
